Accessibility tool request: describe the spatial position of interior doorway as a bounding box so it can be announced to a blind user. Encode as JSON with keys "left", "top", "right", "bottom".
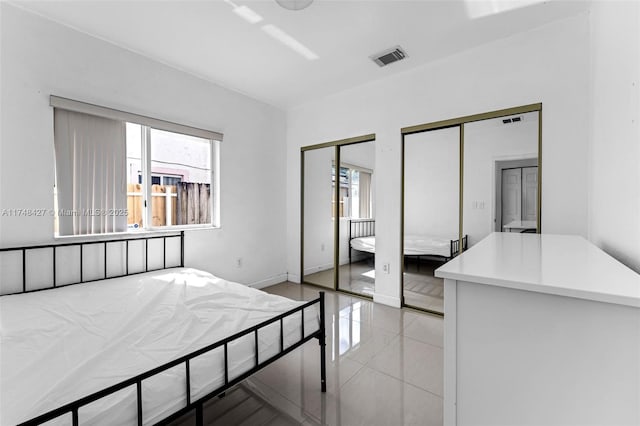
{"left": 495, "top": 159, "right": 538, "bottom": 232}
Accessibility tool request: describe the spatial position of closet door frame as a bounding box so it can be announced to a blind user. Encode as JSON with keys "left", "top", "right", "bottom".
{"left": 300, "top": 133, "right": 376, "bottom": 297}
{"left": 400, "top": 103, "right": 542, "bottom": 315}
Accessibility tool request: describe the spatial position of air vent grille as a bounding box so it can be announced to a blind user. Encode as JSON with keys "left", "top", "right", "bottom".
{"left": 371, "top": 46, "right": 407, "bottom": 67}
{"left": 503, "top": 116, "right": 522, "bottom": 124}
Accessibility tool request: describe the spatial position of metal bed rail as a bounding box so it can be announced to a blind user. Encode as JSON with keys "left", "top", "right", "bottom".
{"left": 450, "top": 235, "right": 468, "bottom": 257}
{"left": 0, "top": 232, "right": 184, "bottom": 295}
{"left": 17, "top": 292, "right": 327, "bottom": 426}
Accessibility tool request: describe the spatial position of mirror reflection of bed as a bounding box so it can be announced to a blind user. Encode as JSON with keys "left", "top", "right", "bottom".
{"left": 302, "top": 139, "right": 375, "bottom": 298}
{"left": 337, "top": 141, "right": 375, "bottom": 296}
{"left": 401, "top": 105, "right": 541, "bottom": 314}
{"left": 403, "top": 127, "right": 460, "bottom": 314}
{"left": 348, "top": 219, "right": 466, "bottom": 309}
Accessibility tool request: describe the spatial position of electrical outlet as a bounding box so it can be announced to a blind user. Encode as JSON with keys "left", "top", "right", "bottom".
{"left": 383, "top": 263, "right": 390, "bottom": 274}
{"left": 320, "top": 243, "right": 325, "bottom": 251}
{"left": 236, "top": 257, "right": 242, "bottom": 268}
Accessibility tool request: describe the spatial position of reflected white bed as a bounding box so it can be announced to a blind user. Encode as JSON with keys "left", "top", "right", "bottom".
{"left": 0, "top": 267, "right": 320, "bottom": 425}
{"left": 351, "top": 235, "right": 458, "bottom": 258}
{"left": 348, "top": 218, "right": 466, "bottom": 262}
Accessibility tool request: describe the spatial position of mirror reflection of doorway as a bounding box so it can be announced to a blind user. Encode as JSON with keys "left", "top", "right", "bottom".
{"left": 402, "top": 103, "right": 542, "bottom": 315}
{"left": 498, "top": 163, "right": 538, "bottom": 233}
{"left": 464, "top": 109, "right": 540, "bottom": 248}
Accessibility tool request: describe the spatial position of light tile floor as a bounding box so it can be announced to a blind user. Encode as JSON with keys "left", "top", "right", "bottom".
{"left": 304, "top": 257, "right": 446, "bottom": 314}
{"left": 172, "top": 282, "right": 444, "bottom": 426}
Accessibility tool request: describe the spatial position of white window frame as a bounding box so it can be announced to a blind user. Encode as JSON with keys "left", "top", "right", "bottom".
{"left": 138, "top": 125, "right": 219, "bottom": 231}
{"left": 51, "top": 95, "right": 222, "bottom": 236}
{"left": 332, "top": 162, "right": 373, "bottom": 220}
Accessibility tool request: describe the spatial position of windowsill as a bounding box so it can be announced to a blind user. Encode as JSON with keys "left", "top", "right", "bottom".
{"left": 54, "top": 224, "right": 219, "bottom": 243}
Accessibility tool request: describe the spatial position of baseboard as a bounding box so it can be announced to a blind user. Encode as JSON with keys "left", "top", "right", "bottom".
{"left": 373, "top": 292, "right": 401, "bottom": 308}
{"left": 287, "top": 273, "right": 301, "bottom": 283}
{"left": 248, "top": 273, "right": 288, "bottom": 289}
{"left": 304, "top": 262, "right": 333, "bottom": 276}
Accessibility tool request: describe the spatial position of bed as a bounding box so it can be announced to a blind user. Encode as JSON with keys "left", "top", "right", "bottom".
{"left": 349, "top": 219, "right": 467, "bottom": 262}
{"left": 0, "top": 232, "right": 326, "bottom": 426}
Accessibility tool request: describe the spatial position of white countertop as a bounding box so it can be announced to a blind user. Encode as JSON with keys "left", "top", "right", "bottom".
{"left": 435, "top": 232, "right": 640, "bottom": 307}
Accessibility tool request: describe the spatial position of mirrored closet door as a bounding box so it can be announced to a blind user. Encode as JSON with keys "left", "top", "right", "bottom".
{"left": 301, "top": 134, "right": 376, "bottom": 297}
{"left": 463, "top": 111, "right": 539, "bottom": 245}
{"left": 337, "top": 141, "right": 376, "bottom": 297}
{"left": 302, "top": 146, "right": 335, "bottom": 289}
{"left": 402, "top": 103, "right": 542, "bottom": 315}
{"left": 403, "top": 127, "right": 460, "bottom": 314}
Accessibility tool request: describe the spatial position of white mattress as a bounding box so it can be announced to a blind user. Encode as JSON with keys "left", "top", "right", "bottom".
{"left": 0, "top": 268, "right": 319, "bottom": 425}
{"left": 351, "top": 235, "right": 455, "bottom": 258}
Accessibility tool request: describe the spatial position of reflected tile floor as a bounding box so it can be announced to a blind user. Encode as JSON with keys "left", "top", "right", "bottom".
{"left": 302, "top": 258, "right": 446, "bottom": 313}
{"left": 171, "top": 282, "right": 443, "bottom": 426}
{"left": 403, "top": 258, "right": 446, "bottom": 313}
{"left": 304, "top": 260, "right": 376, "bottom": 297}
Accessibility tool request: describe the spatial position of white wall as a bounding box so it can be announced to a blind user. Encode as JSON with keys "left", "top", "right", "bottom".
{"left": 286, "top": 13, "right": 591, "bottom": 307}
{"left": 303, "top": 147, "right": 334, "bottom": 274}
{"left": 404, "top": 127, "right": 459, "bottom": 238}
{"left": 0, "top": 4, "right": 288, "bottom": 287}
{"left": 589, "top": 0, "right": 640, "bottom": 273}
{"left": 341, "top": 141, "right": 375, "bottom": 170}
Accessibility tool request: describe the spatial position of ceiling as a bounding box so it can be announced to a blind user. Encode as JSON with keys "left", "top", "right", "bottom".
{"left": 11, "top": 0, "right": 589, "bottom": 109}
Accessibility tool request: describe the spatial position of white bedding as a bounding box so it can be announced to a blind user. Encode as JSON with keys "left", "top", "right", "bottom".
{"left": 351, "top": 235, "right": 455, "bottom": 258}
{"left": 0, "top": 268, "right": 319, "bottom": 425}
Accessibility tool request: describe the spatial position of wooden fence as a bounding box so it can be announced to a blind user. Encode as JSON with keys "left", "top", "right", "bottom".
{"left": 127, "top": 182, "right": 211, "bottom": 227}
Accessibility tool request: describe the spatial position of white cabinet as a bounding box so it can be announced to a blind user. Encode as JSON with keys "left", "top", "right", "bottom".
{"left": 436, "top": 233, "right": 640, "bottom": 426}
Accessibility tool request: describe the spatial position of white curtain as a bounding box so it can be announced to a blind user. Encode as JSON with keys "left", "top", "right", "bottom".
{"left": 54, "top": 109, "right": 127, "bottom": 235}
{"left": 359, "top": 171, "right": 372, "bottom": 218}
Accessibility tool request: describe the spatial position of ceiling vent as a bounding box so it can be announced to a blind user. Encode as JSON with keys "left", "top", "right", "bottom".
{"left": 371, "top": 46, "right": 407, "bottom": 67}
{"left": 503, "top": 116, "right": 522, "bottom": 124}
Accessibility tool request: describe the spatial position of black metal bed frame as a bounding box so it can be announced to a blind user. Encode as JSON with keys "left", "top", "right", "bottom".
{"left": 0, "top": 232, "right": 327, "bottom": 425}
{"left": 0, "top": 232, "right": 185, "bottom": 295}
{"left": 404, "top": 234, "right": 468, "bottom": 266}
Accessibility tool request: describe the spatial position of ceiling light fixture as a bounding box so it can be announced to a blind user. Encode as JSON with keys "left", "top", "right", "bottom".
{"left": 275, "top": 0, "right": 313, "bottom": 11}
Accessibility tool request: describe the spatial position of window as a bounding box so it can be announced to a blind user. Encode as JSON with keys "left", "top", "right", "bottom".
{"left": 126, "top": 124, "right": 215, "bottom": 230}
{"left": 331, "top": 164, "right": 372, "bottom": 219}
{"left": 136, "top": 174, "right": 182, "bottom": 186}
{"left": 52, "top": 96, "right": 221, "bottom": 236}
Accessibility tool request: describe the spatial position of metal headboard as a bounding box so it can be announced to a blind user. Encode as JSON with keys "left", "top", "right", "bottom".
{"left": 0, "top": 231, "right": 184, "bottom": 296}
{"left": 349, "top": 218, "right": 375, "bottom": 240}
